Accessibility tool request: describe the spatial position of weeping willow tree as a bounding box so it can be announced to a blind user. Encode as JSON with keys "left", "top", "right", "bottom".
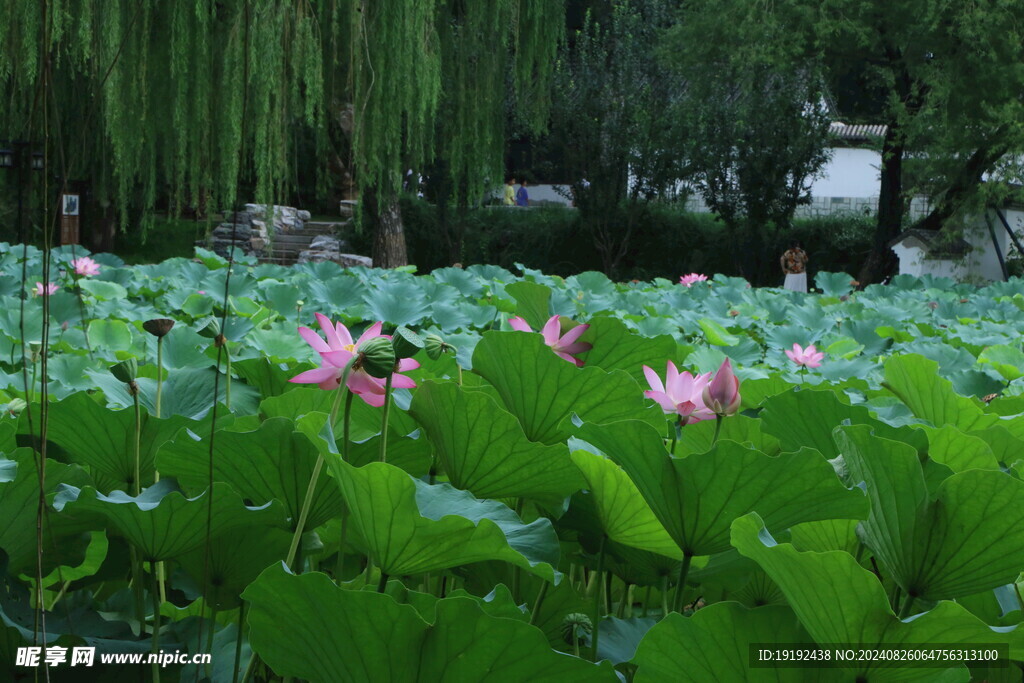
{"left": 0, "top": 0, "right": 564, "bottom": 267}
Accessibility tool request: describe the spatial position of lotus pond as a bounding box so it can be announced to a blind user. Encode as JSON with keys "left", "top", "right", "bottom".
{"left": 3, "top": 244, "right": 1024, "bottom": 682}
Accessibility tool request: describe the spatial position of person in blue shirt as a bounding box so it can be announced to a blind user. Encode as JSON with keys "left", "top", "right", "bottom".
{"left": 515, "top": 180, "right": 530, "bottom": 207}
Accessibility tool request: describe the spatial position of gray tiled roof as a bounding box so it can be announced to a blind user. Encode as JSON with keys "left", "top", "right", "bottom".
{"left": 830, "top": 122, "right": 887, "bottom": 141}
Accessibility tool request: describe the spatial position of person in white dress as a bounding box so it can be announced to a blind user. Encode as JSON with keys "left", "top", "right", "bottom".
{"left": 780, "top": 240, "right": 809, "bottom": 292}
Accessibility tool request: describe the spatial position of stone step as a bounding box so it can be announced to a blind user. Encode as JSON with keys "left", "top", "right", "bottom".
{"left": 304, "top": 221, "right": 344, "bottom": 234}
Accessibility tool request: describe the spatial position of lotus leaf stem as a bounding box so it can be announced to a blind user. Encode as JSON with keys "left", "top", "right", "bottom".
{"left": 529, "top": 581, "right": 549, "bottom": 626}
{"left": 672, "top": 554, "right": 693, "bottom": 613}
{"left": 591, "top": 535, "right": 606, "bottom": 662}
{"left": 379, "top": 372, "right": 395, "bottom": 463}
{"left": 149, "top": 561, "right": 161, "bottom": 683}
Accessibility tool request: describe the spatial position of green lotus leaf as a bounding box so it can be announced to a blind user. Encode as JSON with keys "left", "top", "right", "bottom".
{"left": 0, "top": 450, "right": 93, "bottom": 574}
{"left": 837, "top": 425, "right": 1024, "bottom": 601}
{"left": 409, "top": 380, "right": 583, "bottom": 506}
{"left": 176, "top": 525, "right": 292, "bottom": 609}
{"left": 243, "top": 563, "right": 616, "bottom": 682}
{"left": 978, "top": 345, "right": 1024, "bottom": 382}
{"left": 916, "top": 425, "right": 1000, "bottom": 473}
{"left": 157, "top": 417, "right": 343, "bottom": 530}
{"left": 761, "top": 388, "right": 926, "bottom": 461}
{"left": 677, "top": 414, "right": 780, "bottom": 457}
{"left": 54, "top": 480, "right": 288, "bottom": 562}
{"left": 633, "top": 604, "right": 817, "bottom": 682}
{"left": 328, "top": 458, "right": 560, "bottom": 580}
{"left": 883, "top": 355, "right": 998, "bottom": 432}
{"left": 34, "top": 392, "right": 193, "bottom": 491}
{"left": 569, "top": 450, "right": 681, "bottom": 560}
{"left": 731, "top": 512, "right": 1024, "bottom": 680}
{"left": 87, "top": 318, "right": 134, "bottom": 352}
{"left": 698, "top": 317, "right": 740, "bottom": 346}
{"left": 472, "top": 331, "right": 659, "bottom": 444}
{"left": 577, "top": 316, "right": 676, "bottom": 384}
{"left": 576, "top": 419, "right": 867, "bottom": 557}
{"left": 505, "top": 280, "right": 553, "bottom": 330}
{"left": 79, "top": 279, "right": 128, "bottom": 300}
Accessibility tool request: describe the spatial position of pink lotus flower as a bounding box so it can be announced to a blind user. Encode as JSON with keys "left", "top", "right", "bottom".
{"left": 785, "top": 343, "right": 824, "bottom": 369}
{"left": 197, "top": 290, "right": 207, "bottom": 295}
{"left": 289, "top": 313, "right": 418, "bottom": 407}
{"left": 509, "top": 315, "right": 592, "bottom": 366}
{"left": 71, "top": 256, "right": 101, "bottom": 277}
{"left": 702, "top": 358, "right": 741, "bottom": 417}
{"left": 679, "top": 273, "right": 708, "bottom": 287}
{"left": 642, "top": 361, "right": 715, "bottom": 423}
{"left": 35, "top": 282, "right": 58, "bottom": 296}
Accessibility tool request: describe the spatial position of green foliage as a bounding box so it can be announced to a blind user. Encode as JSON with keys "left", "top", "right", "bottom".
{"left": 4, "top": 251, "right": 1024, "bottom": 679}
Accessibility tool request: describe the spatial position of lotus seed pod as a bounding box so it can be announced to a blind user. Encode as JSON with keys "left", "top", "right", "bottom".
{"left": 424, "top": 333, "right": 446, "bottom": 360}
{"left": 143, "top": 318, "right": 175, "bottom": 338}
{"left": 561, "top": 613, "right": 593, "bottom": 645}
{"left": 110, "top": 358, "right": 138, "bottom": 384}
{"left": 391, "top": 326, "right": 425, "bottom": 360}
{"left": 357, "top": 336, "right": 396, "bottom": 379}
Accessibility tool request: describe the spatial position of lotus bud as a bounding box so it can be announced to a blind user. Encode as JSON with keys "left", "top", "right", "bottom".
{"left": 110, "top": 358, "right": 138, "bottom": 384}
{"left": 61, "top": 321, "right": 69, "bottom": 332}
{"left": 391, "top": 326, "right": 424, "bottom": 360}
{"left": 702, "top": 358, "right": 742, "bottom": 417}
{"left": 356, "top": 336, "right": 396, "bottom": 379}
{"left": 561, "top": 613, "right": 593, "bottom": 645}
{"left": 143, "top": 318, "right": 175, "bottom": 338}
{"left": 6, "top": 398, "right": 27, "bottom": 416}
{"left": 424, "top": 333, "right": 450, "bottom": 361}
{"left": 198, "top": 319, "right": 226, "bottom": 347}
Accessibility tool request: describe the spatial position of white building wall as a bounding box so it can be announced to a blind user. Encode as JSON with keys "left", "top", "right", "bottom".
{"left": 809, "top": 147, "right": 881, "bottom": 198}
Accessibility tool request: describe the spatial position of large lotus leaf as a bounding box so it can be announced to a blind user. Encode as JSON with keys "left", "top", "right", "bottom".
{"left": 698, "top": 317, "right": 740, "bottom": 346}
{"left": 376, "top": 580, "right": 526, "bottom": 625}
{"left": 883, "top": 355, "right": 998, "bottom": 432}
{"left": 506, "top": 280, "right": 553, "bottom": 330}
{"left": 243, "top": 563, "right": 614, "bottom": 682}
{"left": 837, "top": 425, "right": 1024, "bottom": 601}
{"left": 54, "top": 480, "right": 288, "bottom": 562}
{"left": 261, "top": 385, "right": 418, "bottom": 442}
{"left": 789, "top": 519, "right": 861, "bottom": 556}
{"left": 597, "top": 617, "right": 657, "bottom": 665}
{"left": 156, "top": 417, "right": 343, "bottom": 530}
{"left": 0, "top": 450, "right": 93, "bottom": 574}
{"left": 472, "top": 331, "right": 659, "bottom": 444}
{"left": 408, "top": 380, "right": 583, "bottom": 506}
{"left": 761, "top": 388, "right": 926, "bottom": 461}
{"left": 87, "top": 318, "right": 134, "bottom": 352}
{"left": 633, "top": 604, "right": 818, "bottom": 682}
{"left": 569, "top": 450, "right": 681, "bottom": 560}
{"left": 978, "top": 345, "right": 1024, "bottom": 382}
{"left": 33, "top": 392, "right": 192, "bottom": 491}
{"left": 577, "top": 316, "right": 676, "bottom": 384}
{"left": 916, "top": 425, "right": 1000, "bottom": 473}
{"left": 176, "top": 525, "right": 291, "bottom": 609}
{"left": 576, "top": 420, "right": 867, "bottom": 556}
{"left": 328, "top": 458, "right": 560, "bottom": 580}
{"left": 732, "top": 513, "right": 1024, "bottom": 680}
{"left": 677, "top": 414, "right": 780, "bottom": 457}
{"left": 231, "top": 357, "right": 299, "bottom": 397}
{"left": 363, "top": 281, "right": 431, "bottom": 326}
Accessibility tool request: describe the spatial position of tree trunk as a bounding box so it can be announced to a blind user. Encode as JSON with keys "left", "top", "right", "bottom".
{"left": 366, "top": 187, "right": 408, "bottom": 268}
{"left": 858, "top": 123, "right": 904, "bottom": 284}
{"left": 912, "top": 137, "right": 1010, "bottom": 233}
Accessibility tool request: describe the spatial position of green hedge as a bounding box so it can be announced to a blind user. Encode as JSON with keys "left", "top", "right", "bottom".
{"left": 379, "top": 198, "right": 875, "bottom": 283}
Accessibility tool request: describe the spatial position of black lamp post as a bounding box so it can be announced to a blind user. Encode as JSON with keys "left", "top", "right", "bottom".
{"left": 0, "top": 141, "right": 45, "bottom": 244}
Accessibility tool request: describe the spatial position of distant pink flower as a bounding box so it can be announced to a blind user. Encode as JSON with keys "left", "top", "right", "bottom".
{"left": 702, "top": 358, "right": 741, "bottom": 417}
{"left": 71, "top": 256, "right": 101, "bottom": 277}
{"left": 642, "top": 361, "right": 715, "bottom": 424}
{"left": 679, "top": 273, "right": 708, "bottom": 287}
{"left": 289, "top": 313, "right": 418, "bottom": 407}
{"left": 35, "top": 282, "right": 58, "bottom": 296}
{"left": 197, "top": 290, "right": 207, "bottom": 295}
{"left": 785, "top": 343, "right": 824, "bottom": 369}
{"left": 509, "top": 315, "right": 592, "bottom": 366}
